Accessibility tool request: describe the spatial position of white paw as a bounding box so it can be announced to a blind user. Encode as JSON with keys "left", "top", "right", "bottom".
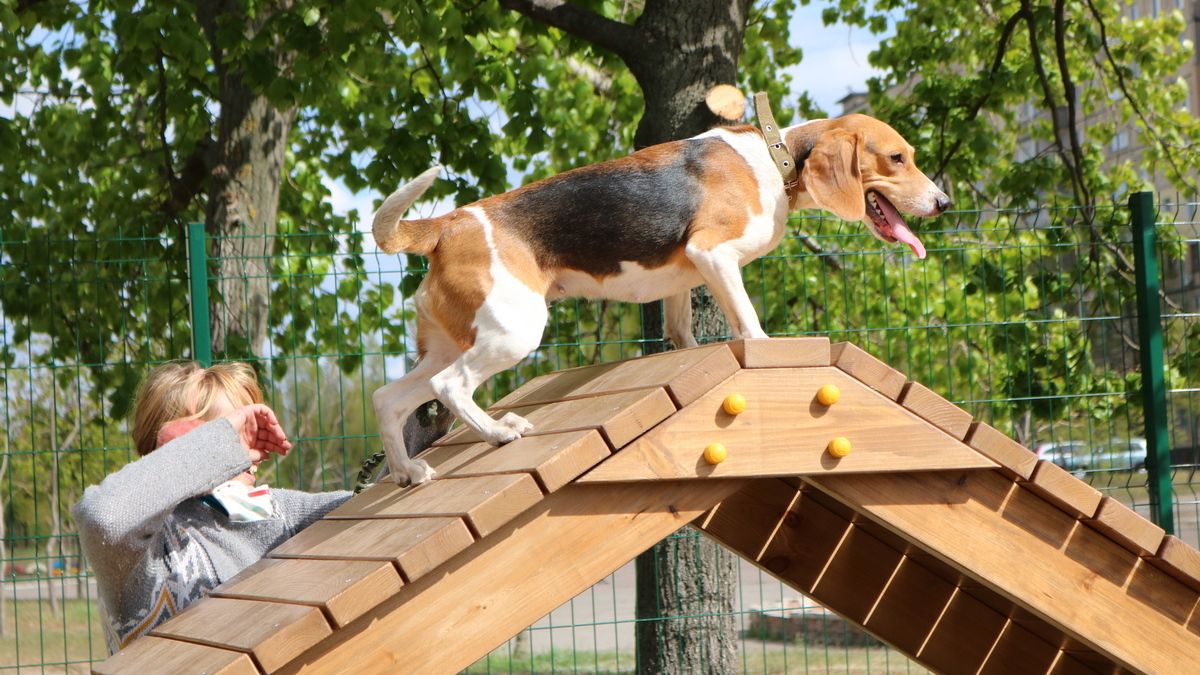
{"left": 483, "top": 413, "right": 534, "bottom": 445}
{"left": 392, "top": 458, "right": 436, "bottom": 486}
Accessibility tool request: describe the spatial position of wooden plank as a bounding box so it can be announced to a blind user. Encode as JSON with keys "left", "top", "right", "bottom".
{"left": 269, "top": 517, "right": 473, "bottom": 583}
{"left": 274, "top": 479, "right": 751, "bottom": 675}
{"left": 733, "top": 488, "right": 853, "bottom": 593}
{"left": 1125, "top": 558, "right": 1200, "bottom": 627}
{"left": 579, "top": 368, "right": 996, "bottom": 482}
{"left": 830, "top": 341, "right": 906, "bottom": 400}
{"left": 726, "top": 337, "right": 830, "bottom": 367}
{"left": 696, "top": 478, "right": 799, "bottom": 561}
{"left": 898, "top": 381, "right": 974, "bottom": 440}
{"left": 862, "top": 555, "right": 957, "bottom": 657}
{"left": 491, "top": 344, "right": 739, "bottom": 409}
{"left": 149, "top": 597, "right": 330, "bottom": 673}
{"left": 1085, "top": 496, "right": 1164, "bottom": 556}
{"left": 328, "top": 474, "right": 543, "bottom": 538}
{"left": 916, "top": 589, "right": 1006, "bottom": 675}
{"left": 1148, "top": 535, "right": 1200, "bottom": 592}
{"left": 809, "top": 524, "right": 904, "bottom": 624}
{"left": 211, "top": 559, "right": 401, "bottom": 628}
{"left": 417, "top": 430, "right": 610, "bottom": 493}
{"left": 978, "top": 621, "right": 1061, "bottom": 675}
{"left": 433, "top": 387, "right": 676, "bottom": 449}
{"left": 966, "top": 422, "right": 1039, "bottom": 481}
{"left": 808, "top": 470, "right": 1200, "bottom": 674}
{"left": 93, "top": 635, "right": 259, "bottom": 675}
{"left": 1052, "top": 651, "right": 1119, "bottom": 675}
{"left": 1024, "top": 460, "right": 1102, "bottom": 519}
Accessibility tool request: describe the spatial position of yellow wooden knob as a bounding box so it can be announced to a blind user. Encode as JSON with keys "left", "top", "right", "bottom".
{"left": 722, "top": 393, "right": 747, "bottom": 415}
{"left": 816, "top": 384, "right": 841, "bottom": 406}
{"left": 827, "top": 437, "right": 851, "bottom": 458}
{"left": 704, "top": 443, "right": 728, "bottom": 465}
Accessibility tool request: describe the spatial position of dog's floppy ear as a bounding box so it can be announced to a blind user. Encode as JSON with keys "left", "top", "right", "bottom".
{"left": 802, "top": 128, "right": 865, "bottom": 222}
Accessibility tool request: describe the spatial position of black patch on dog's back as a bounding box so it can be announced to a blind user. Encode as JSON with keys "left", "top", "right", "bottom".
{"left": 490, "top": 140, "right": 709, "bottom": 276}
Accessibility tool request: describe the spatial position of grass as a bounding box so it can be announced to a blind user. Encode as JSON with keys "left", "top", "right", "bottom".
{"left": 0, "top": 599, "right": 105, "bottom": 673}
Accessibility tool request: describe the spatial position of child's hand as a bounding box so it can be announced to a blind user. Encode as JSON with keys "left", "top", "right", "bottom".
{"left": 222, "top": 404, "right": 292, "bottom": 462}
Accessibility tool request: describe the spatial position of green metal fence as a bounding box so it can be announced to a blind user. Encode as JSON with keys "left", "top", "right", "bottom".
{"left": 1, "top": 193, "right": 1195, "bottom": 672}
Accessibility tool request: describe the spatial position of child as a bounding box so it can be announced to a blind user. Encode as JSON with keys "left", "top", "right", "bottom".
{"left": 73, "top": 361, "right": 353, "bottom": 654}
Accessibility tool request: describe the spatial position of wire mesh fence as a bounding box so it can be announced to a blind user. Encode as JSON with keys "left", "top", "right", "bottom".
{"left": 1, "top": 195, "right": 1196, "bottom": 672}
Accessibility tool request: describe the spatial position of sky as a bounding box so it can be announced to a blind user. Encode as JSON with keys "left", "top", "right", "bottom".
{"left": 326, "top": 2, "right": 889, "bottom": 232}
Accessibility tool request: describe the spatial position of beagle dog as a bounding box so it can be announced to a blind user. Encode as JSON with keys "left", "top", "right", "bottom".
{"left": 372, "top": 113, "right": 950, "bottom": 484}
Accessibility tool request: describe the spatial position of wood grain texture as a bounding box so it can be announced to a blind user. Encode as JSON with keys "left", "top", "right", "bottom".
{"left": 1149, "top": 535, "right": 1200, "bottom": 592}
{"left": 862, "top": 555, "right": 956, "bottom": 656}
{"left": 726, "top": 337, "right": 830, "bottom": 367}
{"left": 965, "top": 422, "right": 1038, "bottom": 480}
{"left": 1085, "top": 496, "right": 1164, "bottom": 556}
{"left": 273, "top": 480, "right": 750, "bottom": 675}
{"left": 328, "top": 474, "right": 543, "bottom": 538}
{"left": 149, "top": 596, "right": 330, "bottom": 673}
{"left": 211, "top": 558, "right": 402, "bottom": 628}
{"left": 579, "top": 368, "right": 995, "bottom": 482}
{"left": 978, "top": 621, "right": 1061, "bottom": 675}
{"left": 898, "top": 381, "right": 974, "bottom": 440}
{"left": 916, "top": 589, "right": 1006, "bottom": 675}
{"left": 806, "top": 470, "right": 1200, "bottom": 674}
{"left": 1024, "top": 460, "right": 1102, "bottom": 519}
{"left": 830, "top": 341, "right": 906, "bottom": 400}
{"left": 417, "top": 430, "right": 611, "bottom": 493}
{"left": 269, "top": 517, "right": 473, "bottom": 583}
{"left": 433, "top": 387, "right": 676, "bottom": 449}
{"left": 491, "top": 344, "right": 739, "bottom": 409}
{"left": 93, "top": 635, "right": 259, "bottom": 675}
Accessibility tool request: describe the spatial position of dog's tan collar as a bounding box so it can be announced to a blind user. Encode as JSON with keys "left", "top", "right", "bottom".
{"left": 753, "top": 92, "right": 800, "bottom": 199}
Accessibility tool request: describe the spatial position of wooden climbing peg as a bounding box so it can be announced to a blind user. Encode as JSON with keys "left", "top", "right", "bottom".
{"left": 827, "top": 437, "right": 851, "bottom": 458}
{"left": 704, "top": 443, "right": 728, "bottom": 464}
{"left": 816, "top": 384, "right": 841, "bottom": 406}
{"left": 722, "top": 393, "right": 747, "bottom": 415}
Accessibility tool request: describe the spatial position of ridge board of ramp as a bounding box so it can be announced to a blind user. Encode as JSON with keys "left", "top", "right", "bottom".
{"left": 579, "top": 367, "right": 997, "bottom": 482}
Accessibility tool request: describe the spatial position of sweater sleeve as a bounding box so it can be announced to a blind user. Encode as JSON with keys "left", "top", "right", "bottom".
{"left": 273, "top": 488, "right": 354, "bottom": 534}
{"left": 72, "top": 418, "right": 251, "bottom": 564}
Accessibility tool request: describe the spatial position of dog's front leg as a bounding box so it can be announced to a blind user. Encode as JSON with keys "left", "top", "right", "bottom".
{"left": 371, "top": 361, "right": 444, "bottom": 486}
{"left": 684, "top": 244, "right": 769, "bottom": 340}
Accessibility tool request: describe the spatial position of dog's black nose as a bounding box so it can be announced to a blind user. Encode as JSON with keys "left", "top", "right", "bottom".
{"left": 935, "top": 195, "right": 953, "bottom": 213}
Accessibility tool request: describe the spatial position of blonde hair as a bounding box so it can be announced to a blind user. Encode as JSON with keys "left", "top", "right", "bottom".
{"left": 131, "top": 361, "right": 264, "bottom": 456}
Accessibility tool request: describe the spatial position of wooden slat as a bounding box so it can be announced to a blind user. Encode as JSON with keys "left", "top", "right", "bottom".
{"left": 862, "top": 555, "right": 957, "bottom": 657}
{"left": 1052, "top": 651, "right": 1119, "bottom": 675}
{"left": 966, "top": 422, "right": 1038, "bottom": 480}
{"left": 491, "top": 344, "right": 739, "bottom": 409}
{"left": 1085, "top": 496, "right": 1164, "bottom": 556}
{"left": 1125, "top": 558, "right": 1200, "bottom": 626}
{"left": 809, "top": 523, "right": 904, "bottom": 624}
{"left": 273, "top": 479, "right": 751, "bottom": 675}
{"left": 1149, "top": 535, "right": 1200, "bottom": 592}
{"left": 696, "top": 478, "right": 799, "bottom": 561}
{"left": 916, "top": 589, "right": 1007, "bottom": 675}
{"left": 898, "top": 381, "right": 974, "bottom": 440}
{"left": 579, "top": 368, "right": 995, "bottom": 482}
{"left": 149, "top": 597, "right": 330, "bottom": 673}
{"left": 1024, "top": 460, "right": 1102, "bottom": 519}
{"left": 978, "top": 621, "right": 1061, "bottom": 675}
{"left": 417, "top": 430, "right": 611, "bottom": 493}
{"left": 433, "top": 387, "right": 676, "bottom": 449}
{"left": 211, "top": 559, "right": 401, "bottom": 628}
{"left": 830, "top": 341, "right": 906, "bottom": 400}
{"left": 726, "top": 337, "right": 830, "bottom": 367}
{"left": 269, "top": 517, "right": 473, "bottom": 583}
{"left": 328, "top": 474, "right": 542, "bottom": 538}
{"left": 808, "top": 470, "right": 1200, "bottom": 674}
{"left": 94, "top": 635, "right": 259, "bottom": 675}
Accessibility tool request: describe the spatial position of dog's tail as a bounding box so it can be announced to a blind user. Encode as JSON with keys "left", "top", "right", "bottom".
{"left": 372, "top": 165, "right": 443, "bottom": 255}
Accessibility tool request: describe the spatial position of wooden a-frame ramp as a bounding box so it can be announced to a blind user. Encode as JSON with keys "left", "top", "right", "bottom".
{"left": 96, "top": 339, "right": 1200, "bottom": 675}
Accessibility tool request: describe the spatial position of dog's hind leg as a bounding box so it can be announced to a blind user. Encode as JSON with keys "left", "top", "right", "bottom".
{"left": 684, "top": 244, "right": 769, "bottom": 339}
{"left": 372, "top": 326, "right": 458, "bottom": 485}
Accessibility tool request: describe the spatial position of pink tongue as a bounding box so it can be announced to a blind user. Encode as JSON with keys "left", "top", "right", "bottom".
{"left": 875, "top": 193, "right": 926, "bottom": 259}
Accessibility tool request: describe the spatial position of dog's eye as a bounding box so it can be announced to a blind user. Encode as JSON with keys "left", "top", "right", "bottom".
{"left": 890, "top": 153, "right": 904, "bottom": 164}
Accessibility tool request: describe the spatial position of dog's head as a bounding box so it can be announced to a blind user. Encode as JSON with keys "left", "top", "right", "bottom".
{"left": 787, "top": 114, "right": 950, "bottom": 259}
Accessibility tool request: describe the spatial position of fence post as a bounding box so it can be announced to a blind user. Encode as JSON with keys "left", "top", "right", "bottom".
{"left": 1129, "top": 191, "right": 1174, "bottom": 534}
{"left": 187, "top": 222, "right": 213, "bottom": 367}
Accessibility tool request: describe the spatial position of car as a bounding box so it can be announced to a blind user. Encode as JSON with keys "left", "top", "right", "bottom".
{"left": 1096, "top": 437, "right": 1148, "bottom": 472}
{"left": 1031, "top": 440, "right": 1091, "bottom": 471}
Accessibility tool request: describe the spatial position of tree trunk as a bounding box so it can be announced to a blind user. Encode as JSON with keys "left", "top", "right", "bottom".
{"left": 198, "top": 0, "right": 297, "bottom": 358}
{"left": 499, "top": 3, "right": 752, "bottom": 669}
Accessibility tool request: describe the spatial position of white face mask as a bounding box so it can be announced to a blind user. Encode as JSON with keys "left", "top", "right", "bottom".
{"left": 209, "top": 480, "right": 277, "bottom": 522}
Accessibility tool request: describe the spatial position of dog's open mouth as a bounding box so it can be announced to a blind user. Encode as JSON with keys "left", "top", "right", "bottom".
{"left": 866, "top": 190, "right": 926, "bottom": 259}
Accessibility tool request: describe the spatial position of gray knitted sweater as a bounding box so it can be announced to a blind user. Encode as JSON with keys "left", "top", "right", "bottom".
{"left": 72, "top": 418, "right": 352, "bottom": 654}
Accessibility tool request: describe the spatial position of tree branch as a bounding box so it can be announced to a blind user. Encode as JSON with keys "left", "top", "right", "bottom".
{"left": 499, "top": 0, "right": 639, "bottom": 60}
